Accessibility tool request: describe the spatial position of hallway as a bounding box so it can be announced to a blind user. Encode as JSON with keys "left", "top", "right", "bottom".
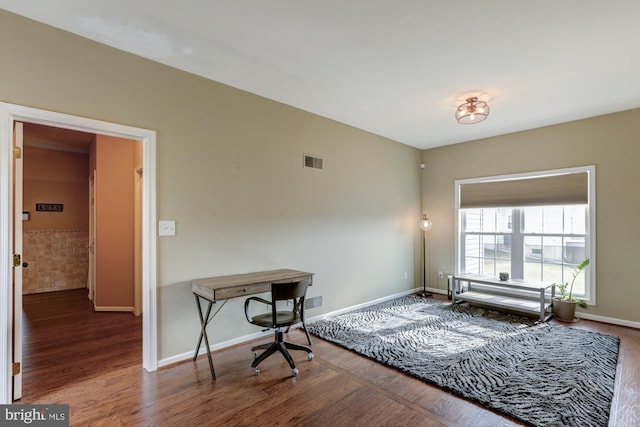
{"left": 20, "top": 289, "right": 142, "bottom": 403}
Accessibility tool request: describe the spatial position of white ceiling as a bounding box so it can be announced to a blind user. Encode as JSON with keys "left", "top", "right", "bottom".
{"left": 2, "top": 1, "right": 639, "bottom": 150}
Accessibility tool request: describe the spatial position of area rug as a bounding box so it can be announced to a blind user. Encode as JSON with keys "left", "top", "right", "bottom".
{"left": 307, "top": 296, "right": 619, "bottom": 427}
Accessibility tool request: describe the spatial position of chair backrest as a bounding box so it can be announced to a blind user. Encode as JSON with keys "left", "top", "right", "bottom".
{"left": 270, "top": 278, "right": 311, "bottom": 327}
{"left": 271, "top": 278, "right": 311, "bottom": 301}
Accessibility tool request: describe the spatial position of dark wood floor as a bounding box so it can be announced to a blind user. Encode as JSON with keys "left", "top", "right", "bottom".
{"left": 18, "top": 289, "right": 640, "bottom": 426}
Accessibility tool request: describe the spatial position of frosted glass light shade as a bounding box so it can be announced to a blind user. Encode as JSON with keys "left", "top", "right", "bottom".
{"left": 419, "top": 214, "right": 432, "bottom": 231}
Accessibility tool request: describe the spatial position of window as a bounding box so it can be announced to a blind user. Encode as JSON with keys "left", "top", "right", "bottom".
{"left": 455, "top": 166, "right": 596, "bottom": 304}
{"left": 462, "top": 208, "right": 512, "bottom": 278}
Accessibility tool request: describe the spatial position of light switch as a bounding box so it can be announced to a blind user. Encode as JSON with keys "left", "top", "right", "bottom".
{"left": 158, "top": 220, "right": 176, "bottom": 236}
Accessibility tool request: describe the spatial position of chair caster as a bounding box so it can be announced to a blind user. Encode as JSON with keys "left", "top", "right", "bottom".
{"left": 253, "top": 367, "right": 260, "bottom": 376}
{"left": 308, "top": 352, "right": 314, "bottom": 361}
{"left": 252, "top": 351, "right": 258, "bottom": 360}
{"left": 291, "top": 368, "right": 299, "bottom": 377}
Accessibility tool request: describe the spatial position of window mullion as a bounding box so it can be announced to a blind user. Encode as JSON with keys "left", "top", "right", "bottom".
{"left": 459, "top": 211, "right": 466, "bottom": 273}
{"left": 511, "top": 208, "right": 524, "bottom": 279}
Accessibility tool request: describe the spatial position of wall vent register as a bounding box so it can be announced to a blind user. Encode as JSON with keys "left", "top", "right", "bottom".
{"left": 305, "top": 295, "right": 323, "bottom": 309}
{"left": 304, "top": 154, "right": 323, "bottom": 170}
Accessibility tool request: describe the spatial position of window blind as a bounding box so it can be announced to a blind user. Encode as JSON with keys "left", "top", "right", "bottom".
{"left": 459, "top": 172, "right": 588, "bottom": 208}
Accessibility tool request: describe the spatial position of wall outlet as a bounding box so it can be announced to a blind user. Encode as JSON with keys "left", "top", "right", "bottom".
{"left": 438, "top": 271, "right": 444, "bottom": 278}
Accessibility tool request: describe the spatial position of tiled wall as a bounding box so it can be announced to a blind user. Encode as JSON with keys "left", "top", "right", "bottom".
{"left": 23, "top": 230, "right": 89, "bottom": 294}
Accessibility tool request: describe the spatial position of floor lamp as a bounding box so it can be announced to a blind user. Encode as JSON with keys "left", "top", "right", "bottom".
{"left": 419, "top": 214, "right": 433, "bottom": 297}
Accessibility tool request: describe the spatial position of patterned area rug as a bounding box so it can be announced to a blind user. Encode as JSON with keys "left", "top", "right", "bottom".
{"left": 307, "top": 296, "right": 619, "bottom": 427}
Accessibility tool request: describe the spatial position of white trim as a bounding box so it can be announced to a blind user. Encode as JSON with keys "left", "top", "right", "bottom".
{"left": 12, "top": 123, "right": 23, "bottom": 400}
{"left": 159, "top": 329, "right": 273, "bottom": 368}
{"left": 161, "top": 286, "right": 639, "bottom": 373}
{"left": 306, "top": 288, "right": 417, "bottom": 322}
{"left": 0, "top": 103, "right": 158, "bottom": 404}
{"left": 0, "top": 108, "right": 12, "bottom": 404}
{"left": 454, "top": 165, "right": 596, "bottom": 304}
{"left": 454, "top": 166, "right": 592, "bottom": 185}
{"left": 141, "top": 131, "right": 158, "bottom": 372}
{"left": 422, "top": 287, "right": 448, "bottom": 297}
{"left": 94, "top": 306, "right": 136, "bottom": 312}
{"left": 321, "top": 289, "right": 638, "bottom": 331}
{"left": 159, "top": 288, "right": 420, "bottom": 369}
{"left": 577, "top": 312, "right": 640, "bottom": 330}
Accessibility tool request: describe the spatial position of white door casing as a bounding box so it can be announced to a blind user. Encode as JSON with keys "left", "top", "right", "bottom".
{"left": 12, "top": 122, "right": 23, "bottom": 400}
{"left": 0, "top": 102, "right": 158, "bottom": 404}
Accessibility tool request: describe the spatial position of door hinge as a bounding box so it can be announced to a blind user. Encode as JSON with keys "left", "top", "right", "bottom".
{"left": 13, "top": 254, "right": 21, "bottom": 267}
{"left": 13, "top": 146, "right": 21, "bottom": 159}
{"left": 12, "top": 362, "right": 20, "bottom": 375}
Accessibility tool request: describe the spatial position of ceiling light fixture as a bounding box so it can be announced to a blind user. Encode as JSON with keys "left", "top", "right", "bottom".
{"left": 455, "top": 97, "right": 489, "bottom": 124}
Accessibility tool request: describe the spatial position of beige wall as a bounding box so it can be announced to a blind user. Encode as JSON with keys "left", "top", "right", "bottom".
{"left": 23, "top": 147, "right": 89, "bottom": 231}
{"left": 0, "top": 11, "right": 422, "bottom": 360}
{"left": 94, "top": 135, "right": 138, "bottom": 309}
{"left": 22, "top": 146, "right": 90, "bottom": 294}
{"left": 422, "top": 109, "right": 640, "bottom": 322}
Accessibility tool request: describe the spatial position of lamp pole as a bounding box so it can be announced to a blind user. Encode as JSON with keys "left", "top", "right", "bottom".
{"left": 419, "top": 214, "right": 432, "bottom": 298}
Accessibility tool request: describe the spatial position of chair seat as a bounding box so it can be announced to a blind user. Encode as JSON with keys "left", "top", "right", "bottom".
{"left": 251, "top": 311, "right": 298, "bottom": 328}
{"left": 244, "top": 279, "right": 313, "bottom": 377}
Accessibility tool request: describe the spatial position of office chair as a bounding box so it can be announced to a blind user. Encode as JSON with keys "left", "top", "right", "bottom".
{"left": 244, "top": 278, "right": 314, "bottom": 377}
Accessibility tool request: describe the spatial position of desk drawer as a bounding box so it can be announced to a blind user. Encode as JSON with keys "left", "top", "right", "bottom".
{"left": 215, "top": 282, "right": 271, "bottom": 300}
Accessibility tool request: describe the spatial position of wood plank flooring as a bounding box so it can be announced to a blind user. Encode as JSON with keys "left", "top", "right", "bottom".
{"left": 18, "top": 289, "right": 640, "bottom": 426}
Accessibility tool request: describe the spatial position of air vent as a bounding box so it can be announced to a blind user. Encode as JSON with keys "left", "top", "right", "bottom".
{"left": 304, "top": 154, "right": 323, "bottom": 170}
{"left": 305, "top": 296, "right": 323, "bottom": 310}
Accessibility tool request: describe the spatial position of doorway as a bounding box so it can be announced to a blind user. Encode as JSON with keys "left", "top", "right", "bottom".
{"left": 21, "top": 124, "right": 142, "bottom": 313}
{"left": 21, "top": 123, "right": 94, "bottom": 297}
{"left": 0, "top": 102, "right": 158, "bottom": 404}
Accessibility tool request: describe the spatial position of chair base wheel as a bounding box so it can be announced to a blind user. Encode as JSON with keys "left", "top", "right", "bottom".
{"left": 292, "top": 368, "right": 298, "bottom": 377}
{"left": 308, "top": 352, "right": 314, "bottom": 361}
{"left": 253, "top": 367, "right": 260, "bottom": 375}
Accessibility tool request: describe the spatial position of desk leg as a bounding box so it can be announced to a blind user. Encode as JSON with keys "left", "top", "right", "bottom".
{"left": 193, "top": 295, "right": 216, "bottom": 380}
{"left": 193, "top": 296, "right": 213, "bottom": 359}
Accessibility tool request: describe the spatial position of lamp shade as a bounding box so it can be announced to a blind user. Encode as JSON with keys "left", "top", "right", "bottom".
{"left": 419, "top": 214, "right": 432, "bottom": 231}
{"left": 456, "top": 97, "right": 489, "bottom": 124}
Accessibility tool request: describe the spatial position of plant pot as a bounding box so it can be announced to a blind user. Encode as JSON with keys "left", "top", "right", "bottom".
{"left": 553, "top": 297, "right": 578, "bottom": 322}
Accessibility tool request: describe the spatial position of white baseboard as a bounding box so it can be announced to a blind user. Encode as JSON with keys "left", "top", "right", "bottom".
{"left": 423, "top": 287, "right": 448, "bottom": 296}
{"left": 159, "top": 287, "right": 638, "bottom": 369}
{"left": 306, "top": 288, "right": 418, "bottom": 323}
{"left": 158, "top": 288, "right": 421, "bottom": 368}
{"left": 423, "top": 284, "right": 640, "bottom": 329}
{"left": 158, "top": 329, "right": 273, "bottom": 368}
{"left": 577, "top": 312, "right": 640, "bottom": 329}
{"left": 304, "top": 286, "right": 451, "bottom": 325}
{"left": 94, "top": 306, "right": 135, "bottom": 313}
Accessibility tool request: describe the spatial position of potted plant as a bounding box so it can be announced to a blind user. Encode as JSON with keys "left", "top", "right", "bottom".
{"left": 552, "top": 259, "right": 589, "bottom": 322}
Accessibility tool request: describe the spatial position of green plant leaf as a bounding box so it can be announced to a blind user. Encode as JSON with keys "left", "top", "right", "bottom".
{"left": 568, "top": 258, "right": 590, "bottom": 306}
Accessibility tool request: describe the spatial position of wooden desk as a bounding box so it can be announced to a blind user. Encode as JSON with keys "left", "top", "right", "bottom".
{"left": 192, "top": 269, "right": 314, "bottom": 380}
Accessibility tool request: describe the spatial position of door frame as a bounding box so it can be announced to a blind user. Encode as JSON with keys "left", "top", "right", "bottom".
{"left": 0, "top": 102, "right": 158, "bottom": 404}
{"left": 12, "top": 122, "right": 23, "bottom": 400}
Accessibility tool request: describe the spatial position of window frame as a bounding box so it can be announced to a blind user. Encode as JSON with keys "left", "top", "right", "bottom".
{"left": 454, "top": 166, "right": 596, "bottom": 305}
{"left": 460, "top": 208, "right": 515, "bottom": 278}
